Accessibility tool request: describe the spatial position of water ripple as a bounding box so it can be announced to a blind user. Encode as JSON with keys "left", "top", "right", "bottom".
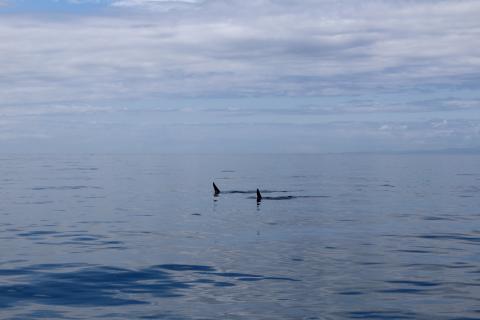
{"left": 0, "top": 264, "right": 298, "bottom": 308}
{"left": 417, "top": 233, "right": 480, "bottom": 244}
{"left": 31, "top": 186, "right": 102, "bottom": 191}
{"left": 347, "top": 311, "right": 417, "bottom": 319}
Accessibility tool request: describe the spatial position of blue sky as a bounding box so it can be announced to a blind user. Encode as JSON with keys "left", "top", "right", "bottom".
{"left": 1, "top": 0, "right": 479, "bottom": 153}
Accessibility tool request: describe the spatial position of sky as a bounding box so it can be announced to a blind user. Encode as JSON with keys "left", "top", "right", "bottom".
{"left": 0, "top": 0, "right": 479, "bottom": 153}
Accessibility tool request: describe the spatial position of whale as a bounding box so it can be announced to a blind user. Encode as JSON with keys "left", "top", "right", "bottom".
{"left": 212, "top": 182, "right": 288, "bottom": 195}
{"left": 213, "top": 182, "right": 220, "bottom": 196}
{"left": 254, "top": 188, "right": 326, "bottom": 201}
{"left": 256, "top": 189, "right": 262, "bottom": 202}
{"left": 213, "top": 182, "right": 321, "bottom": 201}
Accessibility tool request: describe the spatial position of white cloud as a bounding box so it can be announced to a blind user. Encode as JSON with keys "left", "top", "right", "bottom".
{"left": 113, "top": 0, "right": 201, "bottom": 4}
{"left": 0, "top": 0, "right": 479, "bottom": 109}
{"left": 111, "top": 0, "right": 203, "bottom": 10}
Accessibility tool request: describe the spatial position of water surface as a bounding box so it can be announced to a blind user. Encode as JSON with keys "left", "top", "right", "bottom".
{"left": 1, "top": 154, "right": 480, "bottom": 319}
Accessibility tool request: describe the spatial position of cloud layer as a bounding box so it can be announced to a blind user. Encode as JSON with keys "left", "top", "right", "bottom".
{"left": 0, "top": 0, "right": 479, "bottom": 152}
{"left": 0, "top": 0, "right": 479, "bottom": 105}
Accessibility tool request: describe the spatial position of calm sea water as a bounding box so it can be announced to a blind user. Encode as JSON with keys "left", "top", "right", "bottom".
{"left": 1, "top": 154, "right": 480, "bottom": 320}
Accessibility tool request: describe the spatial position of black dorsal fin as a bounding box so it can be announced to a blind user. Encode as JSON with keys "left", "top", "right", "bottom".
{"left": 256, "top": 188, "right": 262, "bottom": 202}
{"left": 213, "top": 182, "right": 220, "bottom": 196}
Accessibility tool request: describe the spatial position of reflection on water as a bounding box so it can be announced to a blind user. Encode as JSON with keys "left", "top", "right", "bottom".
{"left": 0, "top": 263, "right": 295, "bottom": 309}
{"left": 1, "top": 154, "right": 480, "bottom": 319}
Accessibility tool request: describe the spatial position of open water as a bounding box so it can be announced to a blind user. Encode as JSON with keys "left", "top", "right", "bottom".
{"left": 1, "top": 154, "right": 480, "bottom": 319}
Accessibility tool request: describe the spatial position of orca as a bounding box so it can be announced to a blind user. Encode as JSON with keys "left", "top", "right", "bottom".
{"left": 213, "top": 182, "right": 220, "bottom": 196}
{"left": 213, "top": 183, "right": 315, "bottom": 201}
{"left": 254, "top": 188, "right": 325, "bottom": 201}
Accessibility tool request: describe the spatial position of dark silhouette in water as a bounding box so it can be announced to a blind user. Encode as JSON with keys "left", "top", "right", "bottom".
{"left": 254, "top": 188, "right": 327, "bottom": 201}
{"left": 212, "top": 182, "right": 289, "bottom": 195}
{"left": 257, "top": 189, "right": 262, "bottom": 202}
{"left": 255, "top": 188, "right": 294, "bottom": 201}
{"left": 213, "top": 182, "right": 326, "bottom": 201}
{"left": 213, "top": 182, "right": 220, "bottom": 196}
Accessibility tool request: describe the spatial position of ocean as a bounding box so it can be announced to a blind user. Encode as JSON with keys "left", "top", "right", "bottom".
{"left": 1, "top": 154, "right": 479, "bottom": 319}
